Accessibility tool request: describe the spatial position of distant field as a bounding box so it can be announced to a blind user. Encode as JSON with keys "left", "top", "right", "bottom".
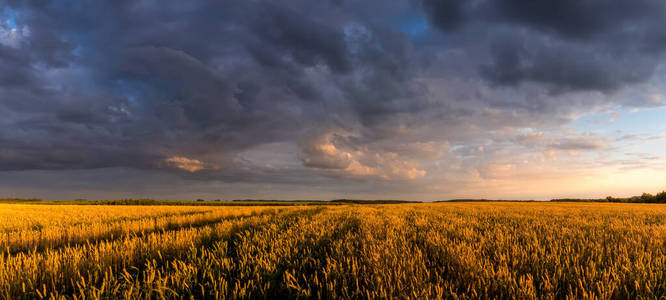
{"left": 2, "top": 202, "right": 666, "bottom": 299}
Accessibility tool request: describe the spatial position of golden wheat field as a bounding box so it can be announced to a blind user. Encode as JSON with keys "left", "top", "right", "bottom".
{"left": 1, "top": 202, "right": 666, "bottom": 299}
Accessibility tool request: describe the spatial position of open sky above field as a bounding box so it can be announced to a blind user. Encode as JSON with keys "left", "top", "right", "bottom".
{"left": 1, "top": 1, "right": 665, "bottom": 200}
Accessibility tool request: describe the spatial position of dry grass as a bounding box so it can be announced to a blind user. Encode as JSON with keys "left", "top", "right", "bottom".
{"left": 1, "top": 202, "right": 666, "bottom": 299}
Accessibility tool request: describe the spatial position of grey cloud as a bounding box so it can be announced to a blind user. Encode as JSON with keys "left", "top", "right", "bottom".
{"left": 490, "top": 0, "right": 661, "bottom": 39}
{"left": 0, "top": 0, "right": 424, "bottom": 179}
{"left": 246, "top": 3, "right": 351, "bottom": 73}
{"left": 481, "top": 36, "right": 657, "bottom": 93}
{"left": 421, "top": 0, "right": 666, "bottom": 92}
{"left": 548, "top": 138, "right": 608, "bottom": 151}
{"left": 0, "top": 45, "right": 35, "bottom": 88}
{"left": 512, "top": 132, "right": 609, "bottom": 152}
{"left": 421, "top": 0, "right": 464, "bottom": 32}
{"left": 0, "top": 0, "right": 665, "bottom": 195}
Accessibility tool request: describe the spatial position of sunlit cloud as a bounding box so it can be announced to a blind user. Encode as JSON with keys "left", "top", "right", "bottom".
{"left": 164, "top": 156, "right": 208, "bottom": 173}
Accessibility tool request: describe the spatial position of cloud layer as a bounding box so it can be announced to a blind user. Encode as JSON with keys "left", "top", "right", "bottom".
{"left": 1, "top": 0, "right": 665, "bottom": 200}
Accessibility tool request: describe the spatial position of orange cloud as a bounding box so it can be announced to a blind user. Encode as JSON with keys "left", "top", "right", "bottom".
{"left": 301, "top": 134, "right": 426, "bottom": 180}
{"left": 164, "top": 156, "right": 206, "bottom": 172}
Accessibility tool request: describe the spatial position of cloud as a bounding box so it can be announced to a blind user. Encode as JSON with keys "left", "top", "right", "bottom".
{"left": 548, "top": 137, "right": 608, "bottom": 151}
{"left": 301, "top": 140, "right": 355, "bottom": 170}
{"left": 480, "top": 36, "right": 656, "bottom": 93}
{"left": 421, "top": 0, "right": 666, "bottom": 92}
{"left": 246, "top": 3, "right": 351, "bottom": 73}
{"left": 163, "top": 156, "right": 211, "bottom": 172}
{"left": 490, "top": 0, "right": 660, "bottom": 39}
{"left": 421, "top": 0, "right": 464, "bottom": 32}
{"left": 514, "top": 132, "right": 608, "bottom": 151}
{"left": 477, "top": 163, "right": 517, "bottom": 180}
{"left": 0, "top": 0, "right": 664, "bottom": 199}
{"left": 299, "top": 131, "right": 426, "bottom": 180}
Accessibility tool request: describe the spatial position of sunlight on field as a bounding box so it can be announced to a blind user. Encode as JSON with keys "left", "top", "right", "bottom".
{"left": 1, "top": 202, "right": 666, "bottom": 299}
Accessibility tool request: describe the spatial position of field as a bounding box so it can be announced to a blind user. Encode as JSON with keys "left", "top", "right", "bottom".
{"left": 2, "top": 202, "right": 666, "bottom": 299}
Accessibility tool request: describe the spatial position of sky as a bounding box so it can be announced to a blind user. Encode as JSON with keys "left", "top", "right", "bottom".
{"left": 0, "top": 0, "right": 665, "bottom": 201}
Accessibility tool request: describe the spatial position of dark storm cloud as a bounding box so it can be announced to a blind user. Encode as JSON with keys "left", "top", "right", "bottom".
{"left": 0, "top": 45, "right": 35, "bottom": 88}
{"left": 421, "top": 0, "right": 666, "bottom": 92}
{"left": 246, "top": 3, "right": 351, "bottom": 73}
{"left": 490, "top": 0, "right": 660, "bottom": 39}
{"left": 0, "top": 0, "right": 421, "bottom": 177}
{"left": 480, "top": 36, "right": 656, "bottom": 93}
{"left": 1, "top": 0, "right": 665, "bottom": 187}
{"left": 421, "top": 0, "right": 464, "bottom": 32}
{"left": 422, "top": 0, "right": 664, "bottom": 39}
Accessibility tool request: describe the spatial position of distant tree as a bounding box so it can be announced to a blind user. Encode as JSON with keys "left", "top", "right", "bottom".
{"left": 640, "top": 193, "right": 655, "bottom": 203}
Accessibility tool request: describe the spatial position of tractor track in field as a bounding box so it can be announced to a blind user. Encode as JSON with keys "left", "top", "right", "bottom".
{"left": 1, "top": 207, "right": 297, "bottom": 256}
